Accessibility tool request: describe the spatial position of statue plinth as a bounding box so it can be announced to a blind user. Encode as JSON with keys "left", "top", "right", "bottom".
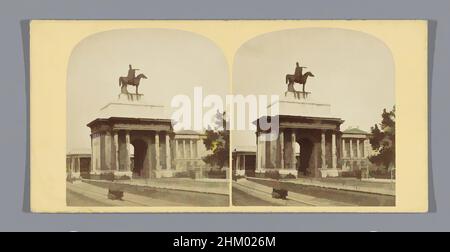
{"left": 269, "top": 92, "right": 335, "bottom": 118}
{"left": 118, "top": 92, "right": 144, "bottom": 102}
{"left": 284, "top": 90, "right": 310, "bottom": 100}
{"left": 95, "top": 92, "right": 169, "bottom": 120}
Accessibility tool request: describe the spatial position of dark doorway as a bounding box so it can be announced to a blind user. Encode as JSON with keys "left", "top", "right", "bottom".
{"left": 244, "top": 155, "right": 256, "bottom": 177}
{"left": 131, "top": 139, "right": 147, "bottom": 177}
{"left": 79, "top": 157, "right": 91, "bottom": 179}
{"left": 297, "top": 138, "right": 313, "bottom": 176}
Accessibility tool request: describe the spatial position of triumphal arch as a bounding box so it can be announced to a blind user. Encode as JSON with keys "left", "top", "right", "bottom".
{"left": 254, "top": 63, "right": 344, "bottom": 178}
{"left": 87, "top": 66, "right": 175, "bottom": 180}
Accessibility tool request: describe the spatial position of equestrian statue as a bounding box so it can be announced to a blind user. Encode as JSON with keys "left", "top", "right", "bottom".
{"left": 119, "top": 64, "right": 148, "bottom": 95}
{"left": 285, "top": 62, "right": 314, "bottom": 98}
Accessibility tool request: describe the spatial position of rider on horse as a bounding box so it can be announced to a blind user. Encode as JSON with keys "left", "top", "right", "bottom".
{"left": 127, "top": 64, "right": 139, "bottom": 81}
{"left": 294, "top": 62, "right": 306, "bottom": 82}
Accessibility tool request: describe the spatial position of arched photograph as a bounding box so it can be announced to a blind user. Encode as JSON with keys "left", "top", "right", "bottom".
{"left": 231, "top": 28, "right": 396, "bottom": 207}
{"left": 66, "top": 29, "right": 230, "bottom": 207}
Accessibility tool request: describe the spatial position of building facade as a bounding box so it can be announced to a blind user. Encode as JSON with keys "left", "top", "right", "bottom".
{"left": 340, "top": 127, "right": 372, "bottom": 172}
{"left": 232, "top": 146, "right": 256, "bottom": 176}
{"left": 173, "top": 130, "right": 209, "bottom": 177}
{"left": 82, "top": 91, "right": 212, "bottom": 181}
{"left": 66, "top": 149, "right": 91, "bottom": 179}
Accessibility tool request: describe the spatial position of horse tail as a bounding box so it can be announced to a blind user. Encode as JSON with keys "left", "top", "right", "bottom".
{"left": 285, "top": 74, "right": 288, "bottom": 84}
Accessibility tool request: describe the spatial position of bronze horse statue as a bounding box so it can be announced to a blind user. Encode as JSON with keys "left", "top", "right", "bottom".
{"left": 286, "top": 63, "right": 314, "bottom": 94}
{"left": 286, "top": 71, "right": 315, "bottom": 94}
{"left": 119, "top": 73, "right": 148, "bottom": 95}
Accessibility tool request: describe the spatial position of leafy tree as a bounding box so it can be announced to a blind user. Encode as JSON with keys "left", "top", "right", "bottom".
{"left": 202, "top": 111, "right": 229, "bottom": 168}
{"left": 369, "top": 106, "right": 395, "bottom": 170}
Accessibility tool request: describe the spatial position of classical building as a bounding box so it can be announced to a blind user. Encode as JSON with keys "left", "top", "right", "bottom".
{"left": 341, "top": 127, "right": 372, "bottom": 171}
{"left": 232, "top": 146, "right": 256, "bottom": 176}
{"left": 85, "top": 86, "right": 216, "bottom": 180}
{"left": 67, "top": 129, "right": 211, "bottom": 180}
{"left": 173, "top": 130, "right": 209, "bottom": 176}
{"left": 255, "top": 92, "right": 344, "bottom": 178}
{"left": 66, "top": 148, "right": 91, "bottom": 179}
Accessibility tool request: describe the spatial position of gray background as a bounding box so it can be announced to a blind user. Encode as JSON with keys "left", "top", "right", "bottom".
{"left": 0, "top": 0, "right": 447, "bottom": 231}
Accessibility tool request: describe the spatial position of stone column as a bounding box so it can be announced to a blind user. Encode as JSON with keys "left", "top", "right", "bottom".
{"left": 342, "top": 139, "right": 346, "bottom": 158}
{"left": 364, "top": 139, "right": 370, "bottom": 158}
{"left": 260, "top": 134, "right": 266, "bottom": 169}
{"left": 175, "top": 139, "right": 179, "bottom": 158}
{"left": 105, "top": 132, "right": 112, "bottom": 170}
{"left": 70, "top": 156, "right": 75, "bottom": 177}
{"left": 269, "top": 136, "right": 276, "bottom": 168}
{"left": 236, "top": 154, "right": 240, "bottom": 170}
{"left": 349, "top": 139, "right": 354, "bottom": 158}
{"left": 190, "top": 140, "right": 194, "bottom": 159}
{"left": 321, "top": 131, "right": 326, "bottom": 168}
{"left": 256, "top": 133, "right": 260, "bottom": 169}
{"left": 356, "top": 139, "right": 361, "bottom": 159}
{"left": 113, "top": 131, "right": 119, "bottom": 171}
{"left": 280, "top": 130, "right": 285, "bottom": 169}
{"left": 155, "top": 132, "right": 161, "bottom": 170}
{"left": 243, "top": 154, "right": 246, "bottom": 171}
{"left": 363, "top": 139, "right": 367, "bottom": 157}
{"left": 182, "top": 139, "right": 186, "bottom": 159}
{"left": 165, "top": 133, "right": 171, "bottom": 170}
{"left": 90, "top": 136, "right": 94, "bottom": 172}
{"left": 332, "top": 133, "right": 337, "bottom": 168}
{"left": 125, "top": 131, "right": 131, "bottom": 172}
{"left": 291, "top": 130, "right": 296, "bottom": 169}
{"left": 196, "top": 139, "right": 201, "bottom": 158}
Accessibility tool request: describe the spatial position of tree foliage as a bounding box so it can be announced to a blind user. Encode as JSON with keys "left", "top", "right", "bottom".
{"left": 369, "top": 106, "right": 395, "bottom": 170}
{"left": 202, "top": 111, "right": 229, "bottom": 168}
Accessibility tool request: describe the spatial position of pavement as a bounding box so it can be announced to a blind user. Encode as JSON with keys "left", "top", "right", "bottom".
{"left": 67, "top": 181, "right": 184, "bottom": 206}
{"left": 233, "top": 179, "right": 352, "bottom": 206}
{"left": 254, "top": 177, "right": 395, "bottom": 196}
{"left": 77, "top": 178, "right": 230, "bottom": 206}
{"left": 112, "top": 178, "right": 229, "bottom": 195}
{"left": 243, "top": 177, "right": 395, "bottom": 206}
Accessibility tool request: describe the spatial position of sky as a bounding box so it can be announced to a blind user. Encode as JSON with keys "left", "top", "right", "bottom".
{"left": 231, "top": 28, "right": 395, "bottom": 148}
{"left": 67, "top": 29, "right": 229, "bottom": 151}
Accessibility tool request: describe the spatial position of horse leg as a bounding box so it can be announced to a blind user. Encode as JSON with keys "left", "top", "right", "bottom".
{"left": 136, "top": 84, "right": 139, "bottom": 95}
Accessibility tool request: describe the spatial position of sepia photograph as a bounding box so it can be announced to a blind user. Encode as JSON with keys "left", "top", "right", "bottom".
{"left": 29, "top": 20, "right": 427, "bottom": 213}
{"left": 1, "top": 0, "right": 447, "bottom": 235}
{"left": 231, "top": 28, "right": 396, "bottom": 206}
{"left": 66, "top": 29, "right": 230, "bottom": 207}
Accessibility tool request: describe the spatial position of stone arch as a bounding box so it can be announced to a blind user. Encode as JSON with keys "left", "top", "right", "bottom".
{"left": 131, "top": 138, "right": 148, "bottom": 178}
{"left": 297, "top": 137, "right": 314, "bottom": 176}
